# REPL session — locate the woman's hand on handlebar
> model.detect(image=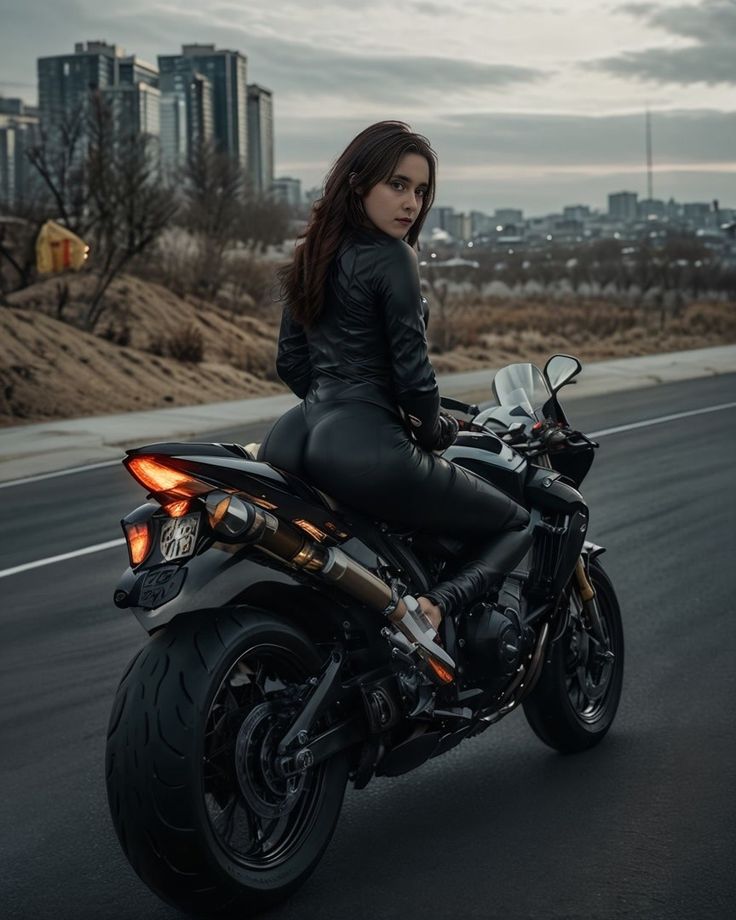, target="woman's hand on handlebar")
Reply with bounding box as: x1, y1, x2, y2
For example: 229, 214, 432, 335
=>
432, 411, 459, 451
